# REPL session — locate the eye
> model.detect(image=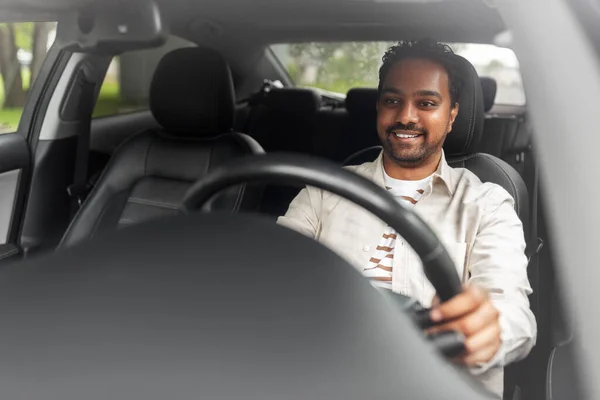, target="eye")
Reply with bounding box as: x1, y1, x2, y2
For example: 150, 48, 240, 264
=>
384, 98, 399, 105
419, 100, 437, 108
